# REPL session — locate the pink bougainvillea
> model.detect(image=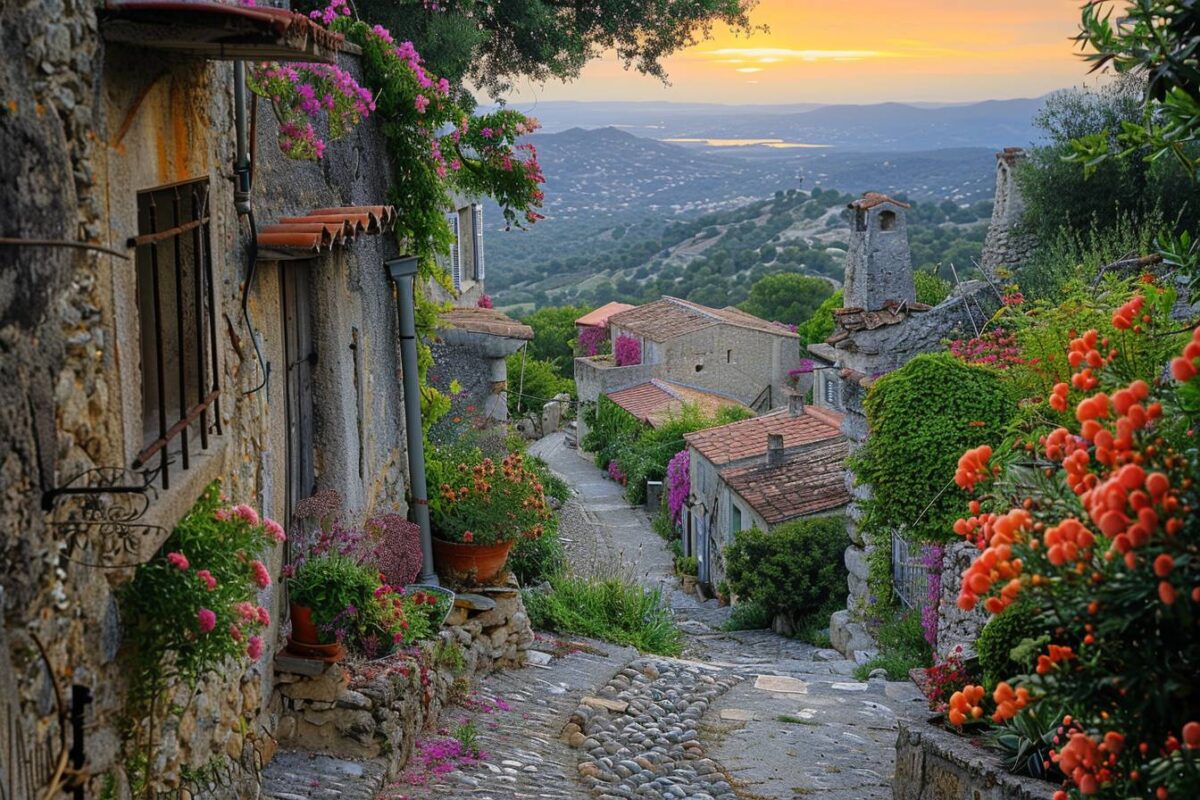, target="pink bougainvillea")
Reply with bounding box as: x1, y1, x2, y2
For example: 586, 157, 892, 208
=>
665, 450, 690, 525
614, 335, 641, 367
948, 327, 1025, 370
578, 324, 607, 357
476, 294, 493, 309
